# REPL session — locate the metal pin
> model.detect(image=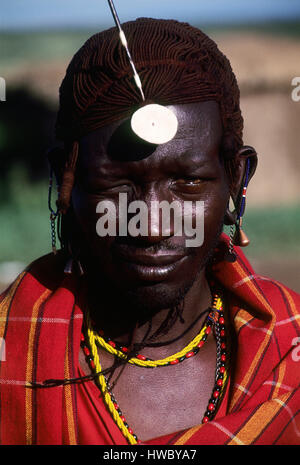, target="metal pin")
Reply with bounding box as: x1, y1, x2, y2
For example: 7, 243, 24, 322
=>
107, 0, 145, 101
